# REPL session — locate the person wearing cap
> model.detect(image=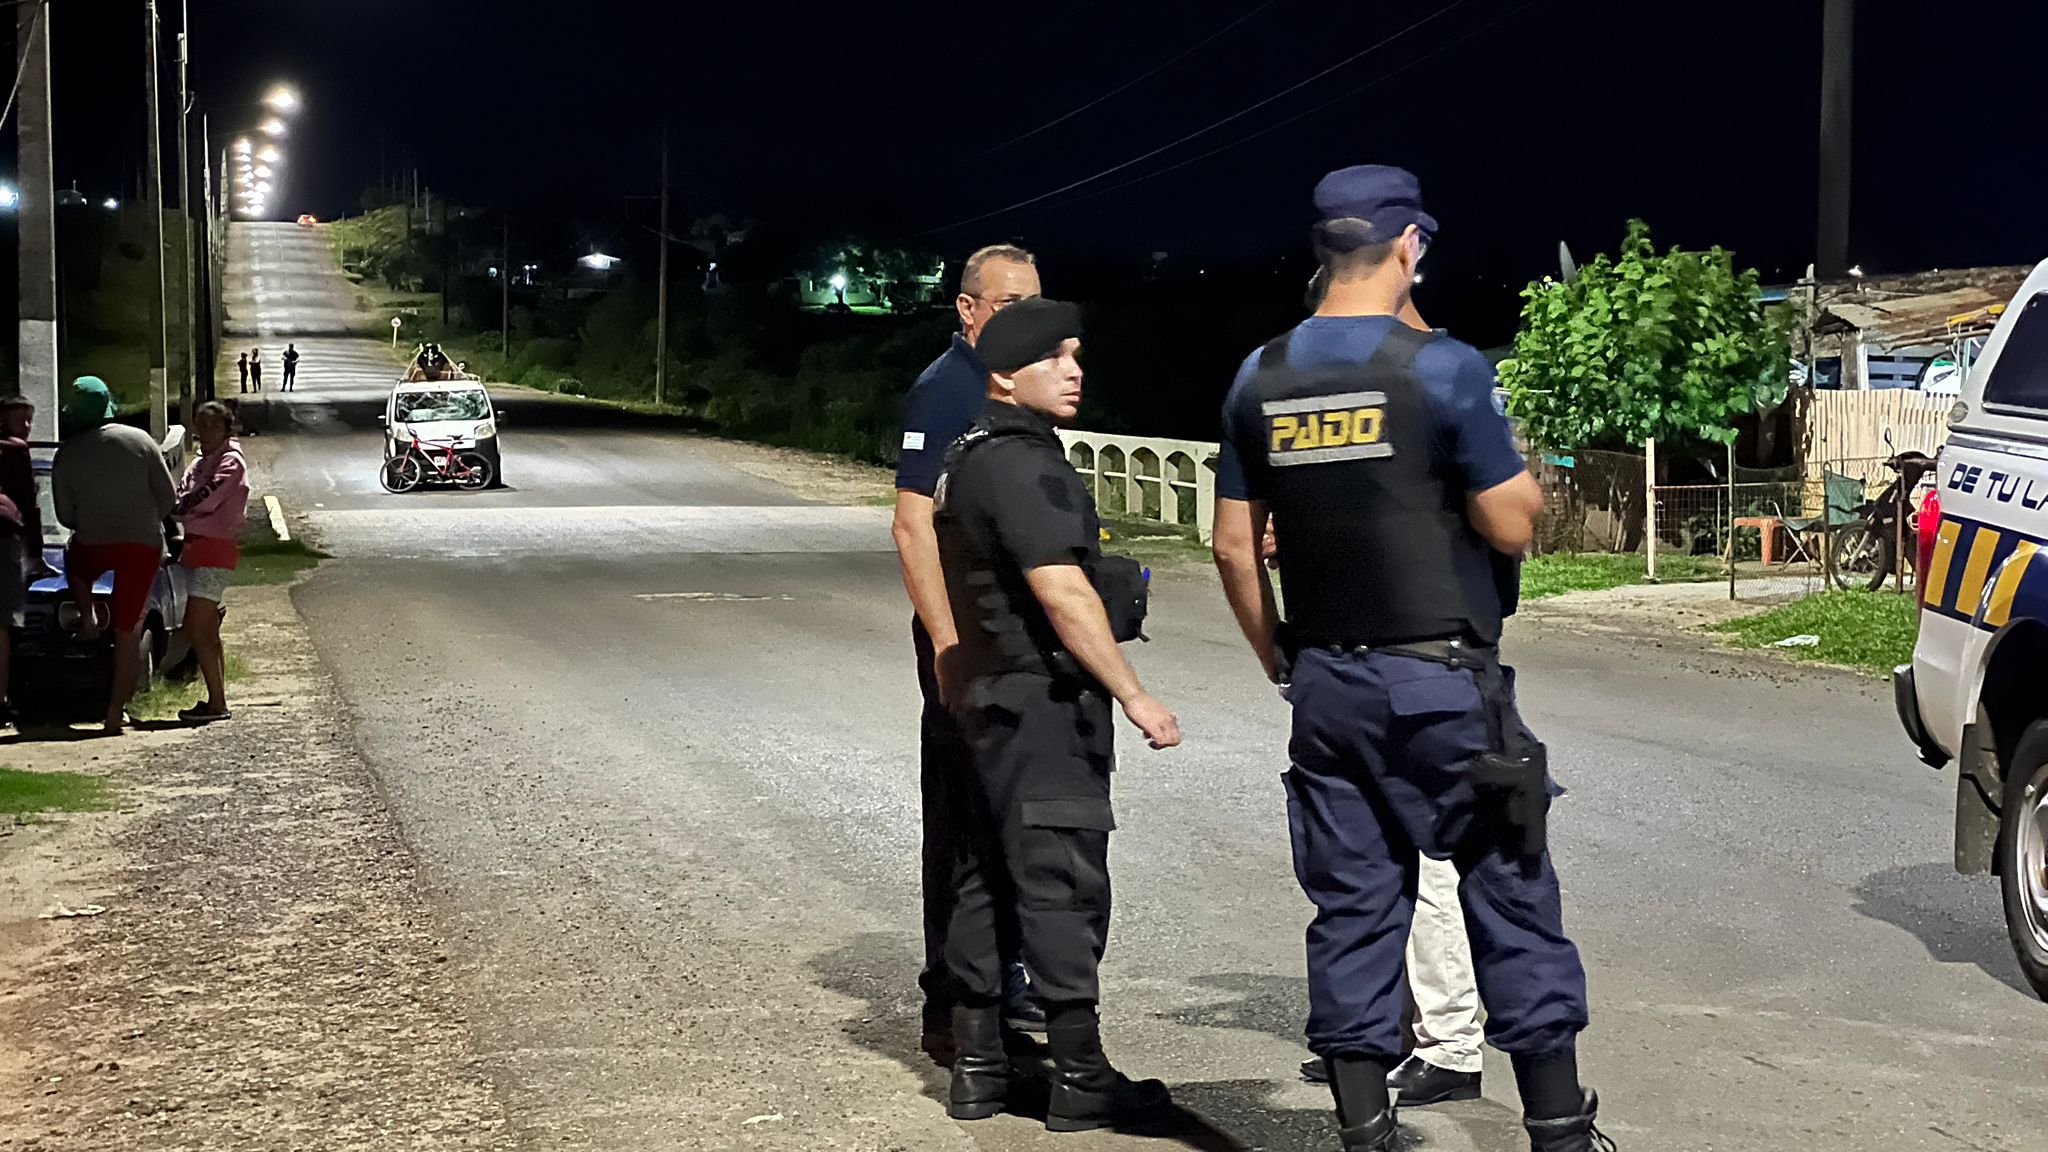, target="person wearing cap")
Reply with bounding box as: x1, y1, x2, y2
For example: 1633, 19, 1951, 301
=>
1290, 269, 1490, 1110
1211, 167, 1606, 1152
891, 244, 1048, 1060
932, 297, 1179, 1132
51, 376, 177, 735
